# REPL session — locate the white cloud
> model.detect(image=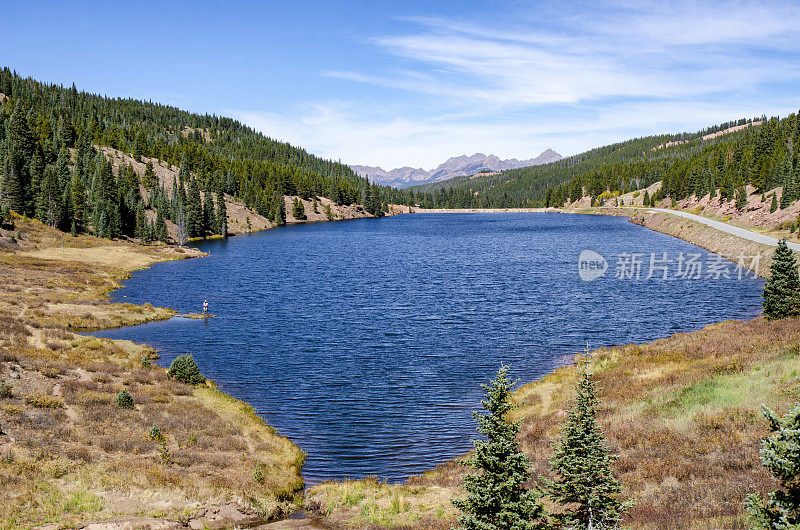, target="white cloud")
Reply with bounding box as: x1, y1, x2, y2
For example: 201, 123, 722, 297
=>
233, 97, 799, 170
235, 1, 800, 169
